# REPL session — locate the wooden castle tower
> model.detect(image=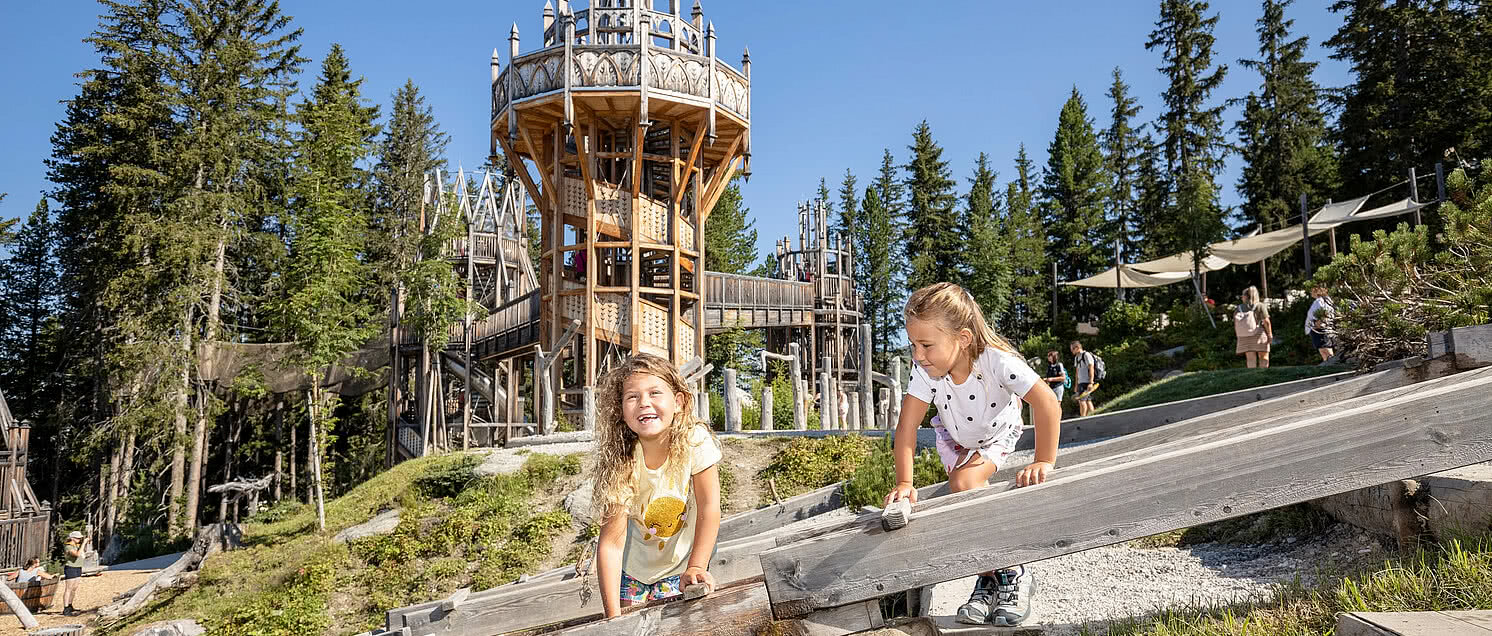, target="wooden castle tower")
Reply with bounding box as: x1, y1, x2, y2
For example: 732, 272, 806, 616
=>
490, 0, 751, 387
